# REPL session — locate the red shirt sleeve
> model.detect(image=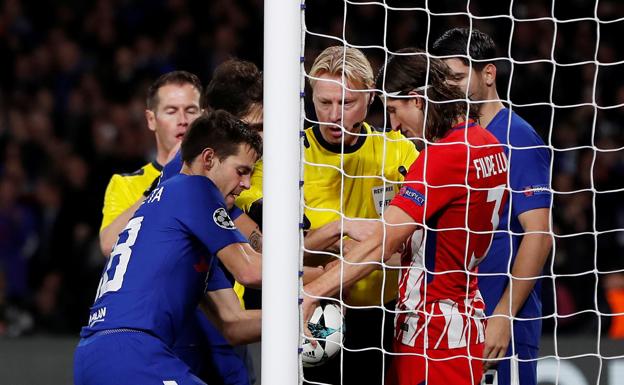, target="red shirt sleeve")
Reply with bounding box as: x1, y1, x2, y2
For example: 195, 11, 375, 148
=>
390, 143, 467, 224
